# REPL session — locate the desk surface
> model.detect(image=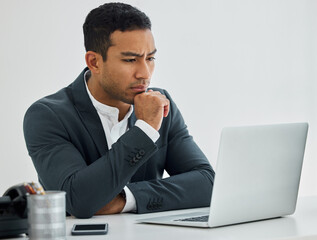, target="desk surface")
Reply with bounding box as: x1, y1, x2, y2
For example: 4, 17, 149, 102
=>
7, 196, 317, 240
